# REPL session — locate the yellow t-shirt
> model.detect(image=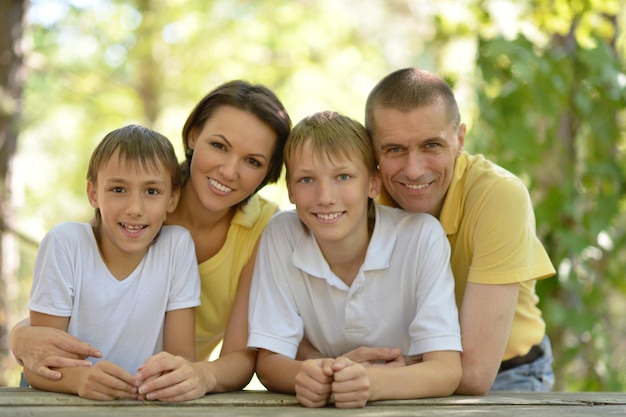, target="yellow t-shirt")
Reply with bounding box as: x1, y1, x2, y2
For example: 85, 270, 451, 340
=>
194, 194, 277, 360
379, 152, 555, 360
